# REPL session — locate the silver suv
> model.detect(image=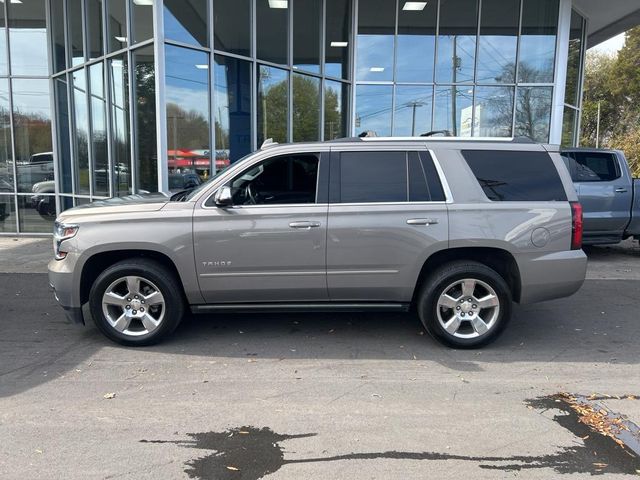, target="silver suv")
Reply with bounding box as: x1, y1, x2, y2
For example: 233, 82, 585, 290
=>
48, 138, 587, 348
